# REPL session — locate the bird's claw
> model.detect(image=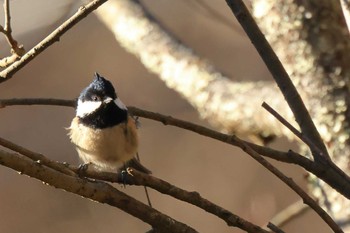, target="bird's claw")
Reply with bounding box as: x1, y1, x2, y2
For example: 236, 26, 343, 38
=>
77, 162, 91, 176
120, 167, 134, 187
